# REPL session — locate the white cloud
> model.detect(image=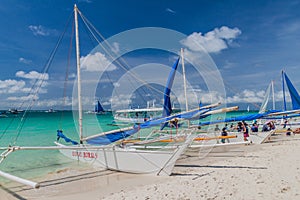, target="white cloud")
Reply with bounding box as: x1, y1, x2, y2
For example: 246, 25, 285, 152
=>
68, 73, 76, 79
176, 88, 224, 107
181, 26, 241, 53
111, 42, 120, 54
113, 82, 120, 87
19, 57, 32, 64
225, 89, 287, 104
0, 70, 49, 108
110, 94, 133, 110
175, 87, 286, 108
7, 94, 39, 101
16, 71, 49, 80
80, 52, 117, 72
166, 8, 176, 14
29, 25, 50, 36
0, 79, 27, 94
227, 89, 264, 103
